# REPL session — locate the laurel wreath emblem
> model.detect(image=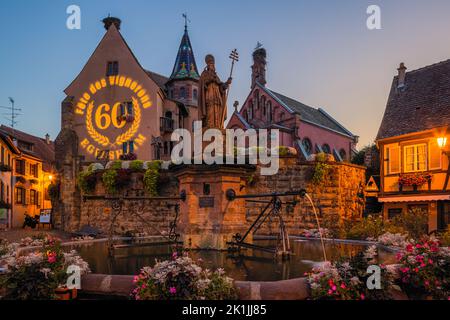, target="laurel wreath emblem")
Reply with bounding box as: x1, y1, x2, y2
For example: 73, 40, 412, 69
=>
115, 96, 141, 145
86, 101, 110, 147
